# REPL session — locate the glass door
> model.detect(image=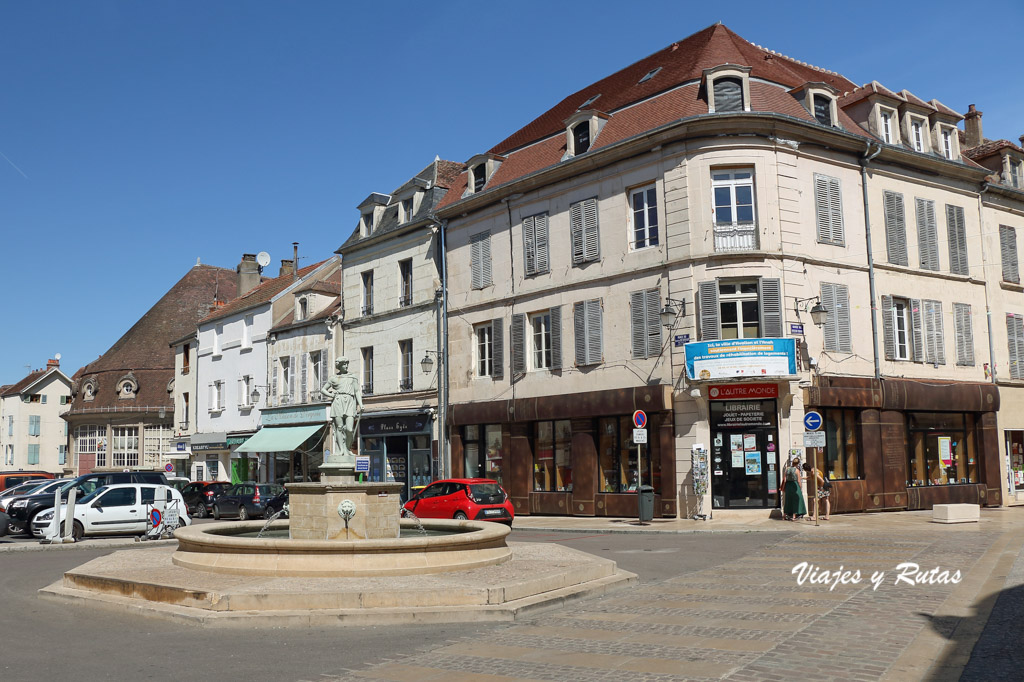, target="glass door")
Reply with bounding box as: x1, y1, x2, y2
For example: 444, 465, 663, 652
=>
710, 399, 779, 509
